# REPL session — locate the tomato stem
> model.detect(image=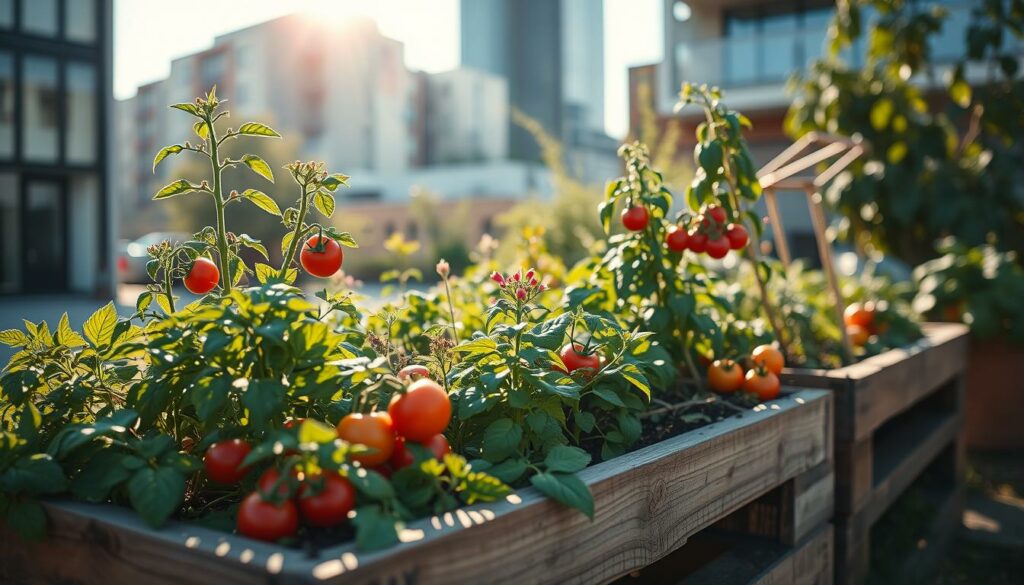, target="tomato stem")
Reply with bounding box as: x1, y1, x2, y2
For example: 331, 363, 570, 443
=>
206, 113, 232, 294
280, 182, 311, 279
